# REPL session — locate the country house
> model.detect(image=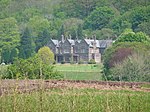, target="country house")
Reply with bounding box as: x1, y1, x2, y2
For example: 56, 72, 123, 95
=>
47, 35, 112, 63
